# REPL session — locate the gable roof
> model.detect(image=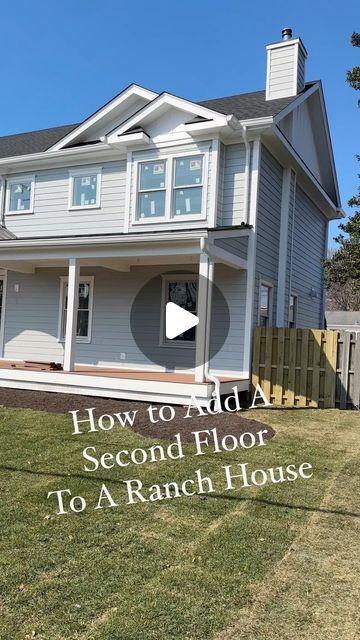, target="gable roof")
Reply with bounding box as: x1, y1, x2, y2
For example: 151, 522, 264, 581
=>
0, 83, 316, 160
